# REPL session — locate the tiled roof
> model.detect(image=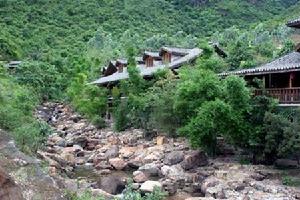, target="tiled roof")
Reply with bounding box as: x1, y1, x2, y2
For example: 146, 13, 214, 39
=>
159, 47, 191, 56
219, 52, 300, 76
91, 48, 202, 85
287, 17, 300, 28
142, 51, 161, 60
